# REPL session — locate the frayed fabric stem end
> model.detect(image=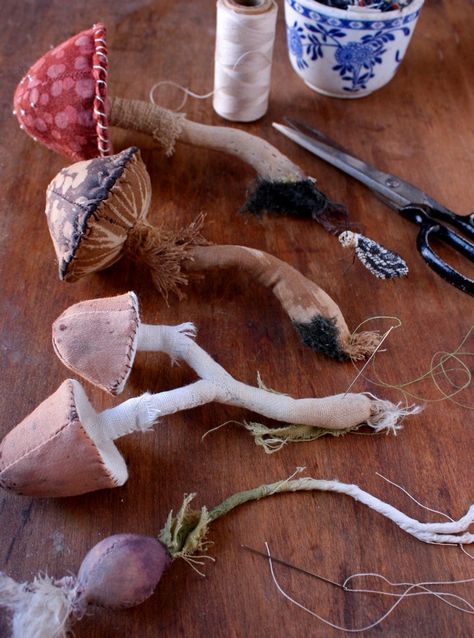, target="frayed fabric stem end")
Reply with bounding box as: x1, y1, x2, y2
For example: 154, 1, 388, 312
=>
0, 573, 78, 638
294, 317, 381, 362
153, 110, 186, 157
346, 330, 382, 361
243, 421, 361, 454
242, 178, 351, 234
124, 214, 207, 302
294, 316, 350, 361
367, 397, 423, 435
167, 322, 197, 364
159, 494, 212, 562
